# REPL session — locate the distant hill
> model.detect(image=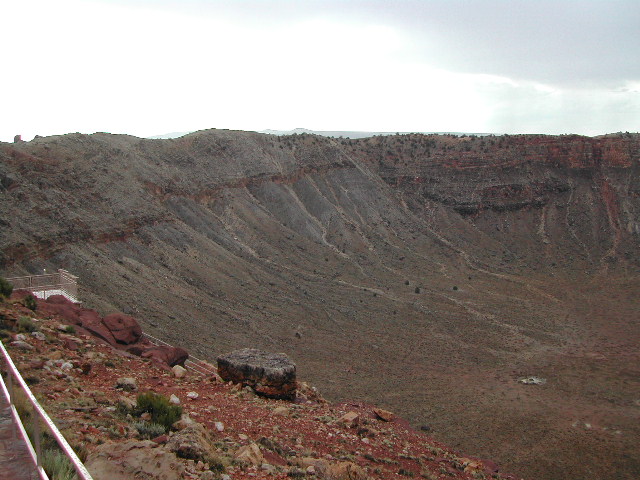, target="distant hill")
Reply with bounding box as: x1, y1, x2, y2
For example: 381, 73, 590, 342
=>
260, 127, 494, 138
147, 131, 192, 139
148, 128, 495, 140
